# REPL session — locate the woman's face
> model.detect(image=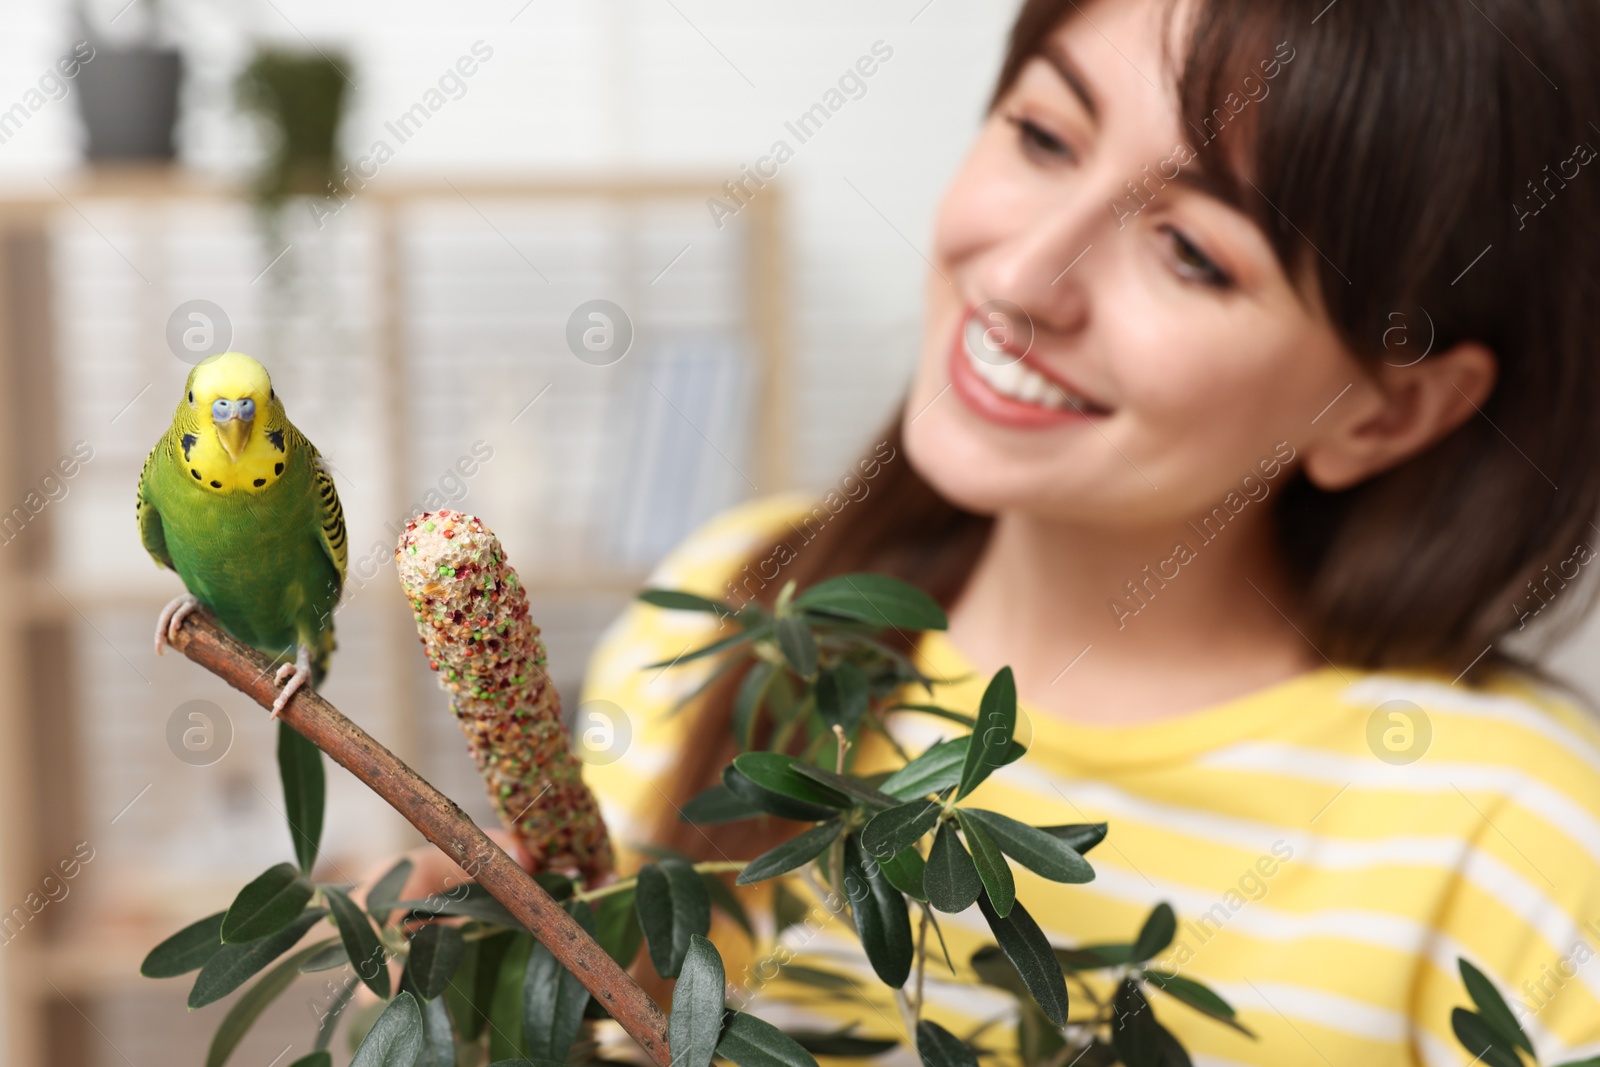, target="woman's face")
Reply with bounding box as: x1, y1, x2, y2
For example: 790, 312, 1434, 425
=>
903, 0, 1357, 528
